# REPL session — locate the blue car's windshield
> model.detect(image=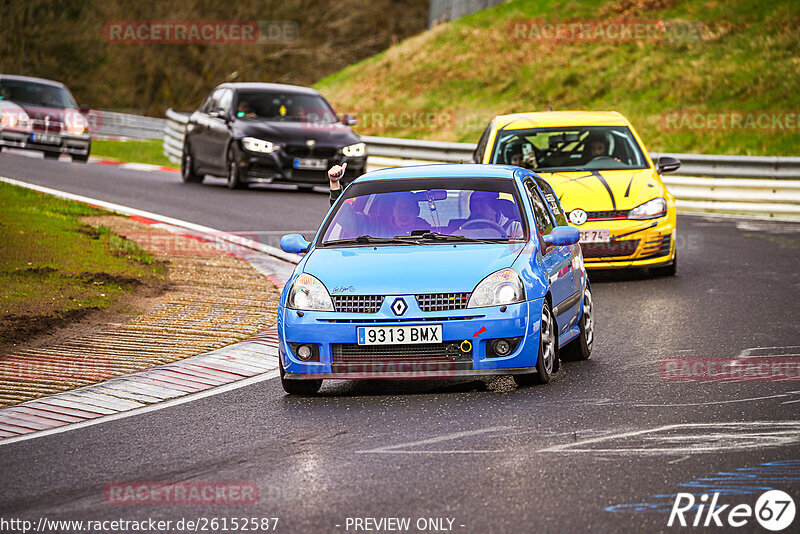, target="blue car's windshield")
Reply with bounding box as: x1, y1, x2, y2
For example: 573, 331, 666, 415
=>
320, 181, 528, 246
